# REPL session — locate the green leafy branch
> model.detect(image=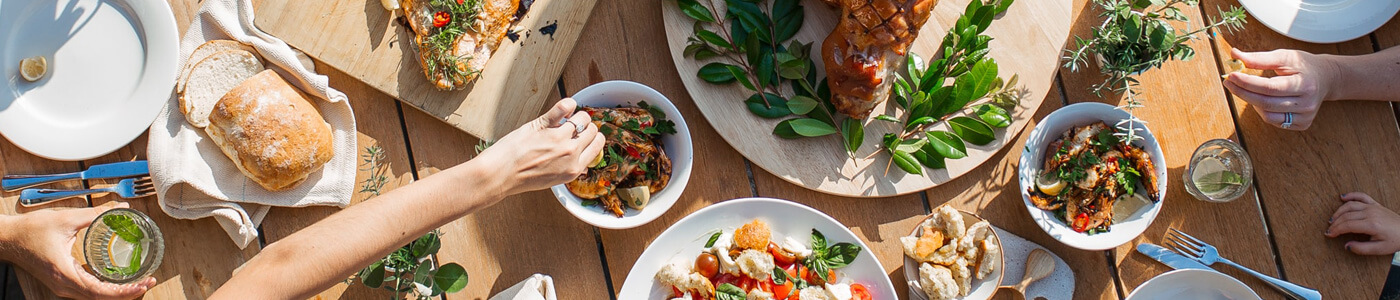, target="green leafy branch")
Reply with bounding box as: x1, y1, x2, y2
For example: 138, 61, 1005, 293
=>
353, 230, 468, 300
1061, 0, 1246, 142
677, 0, 863, 154
359, 145, 390, 197
877, 0, 1025, 175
